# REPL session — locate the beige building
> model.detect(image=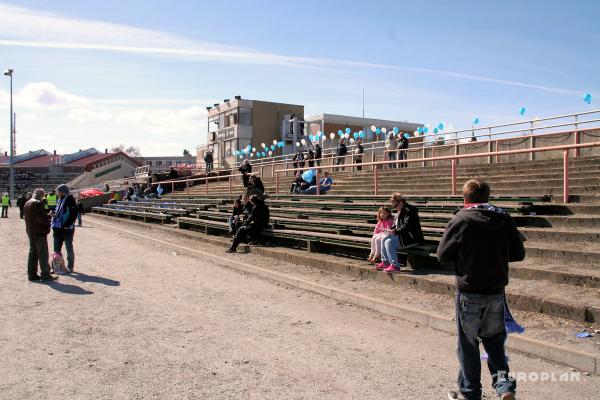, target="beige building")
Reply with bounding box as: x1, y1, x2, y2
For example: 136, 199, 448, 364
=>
197, 96, 304, 168
305, 114, 422, 144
